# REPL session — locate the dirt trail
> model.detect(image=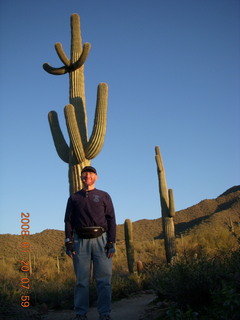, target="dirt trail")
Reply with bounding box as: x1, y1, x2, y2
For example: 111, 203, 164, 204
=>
42, 292, 156, 320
